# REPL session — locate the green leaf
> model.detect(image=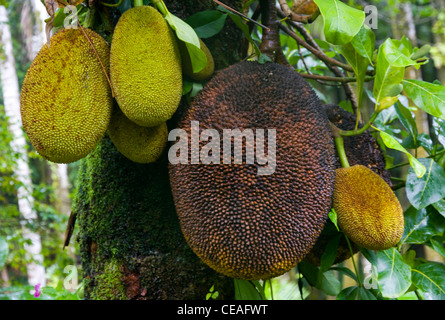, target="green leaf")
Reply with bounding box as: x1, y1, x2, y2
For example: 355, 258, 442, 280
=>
234, 279, 264, 300
163, 13, 207, 73
395, 101, 418, 145
328, 208, 339, 231
373, 39, 418, 105
412, 262, 445, 300
0, 236, 8, 269
405, 158, 445, 209
351, 26, 375, 65
376, 248, 412, 298
432, 198, 445, 218
319, 234, 342, 274
378, 130, 426, 177
401, 205, 445, 245
318, 270, 342, 296
313, 0, 365, 45
430, 237, 445, 258
337, 286, 359, 300
185, 10, 227, 39
402, 79, 445, 120
336, 41, 369, 111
